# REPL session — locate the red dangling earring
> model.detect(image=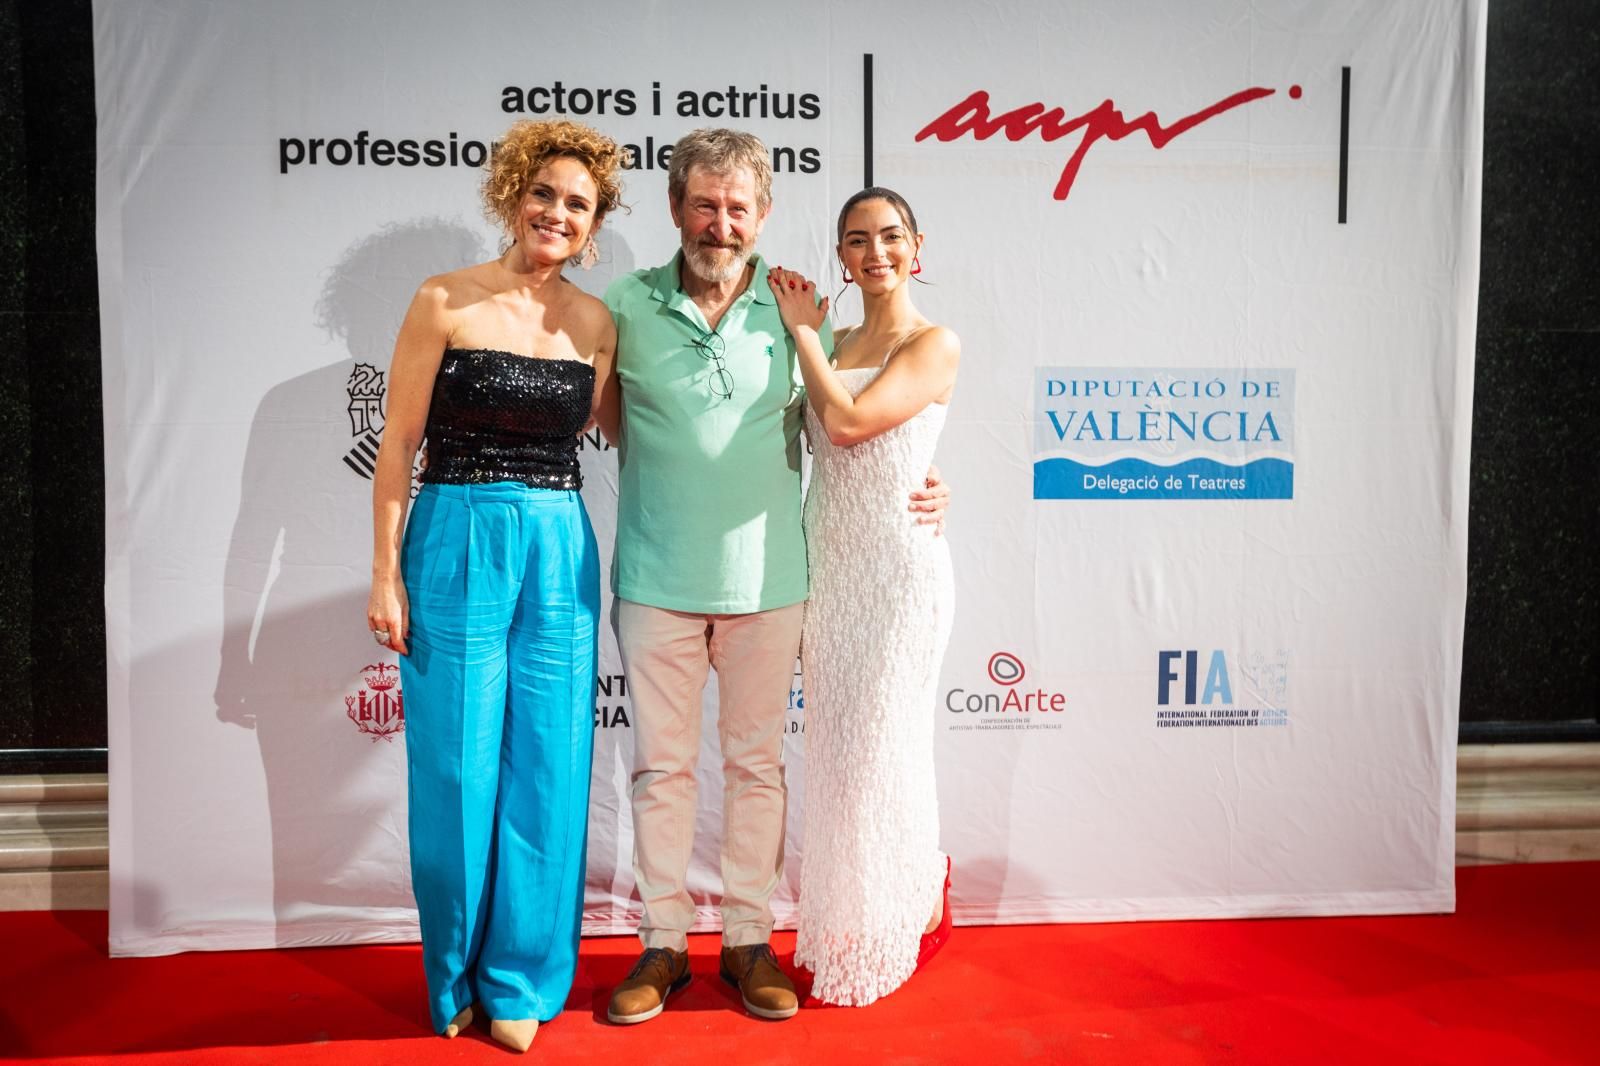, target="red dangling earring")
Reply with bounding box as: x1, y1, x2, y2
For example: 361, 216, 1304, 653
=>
841, 265, 853, 285
910, 256, 923, 276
